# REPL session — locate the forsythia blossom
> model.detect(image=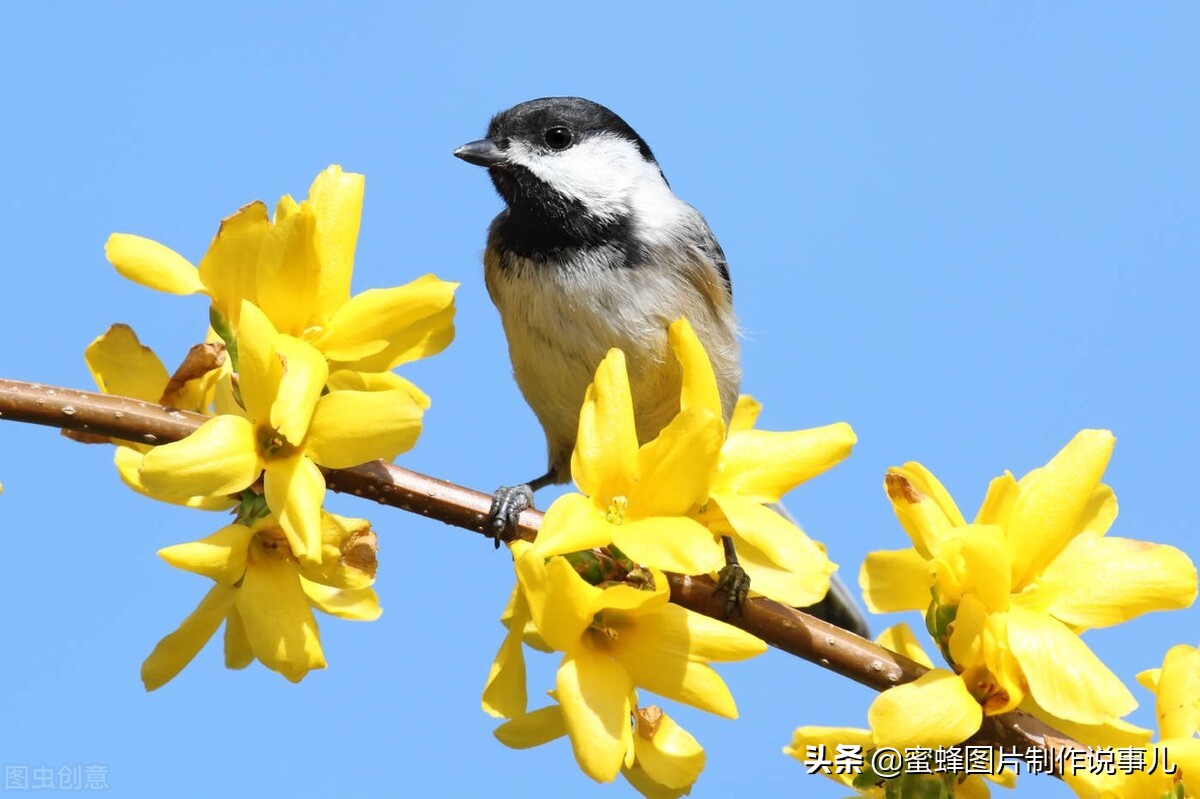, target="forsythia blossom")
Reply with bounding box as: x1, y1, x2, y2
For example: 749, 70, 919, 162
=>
859, 431, 1196, 739
88, 165, 458, 683
483, 317, 860, 794
1066, 642, 1200, 798
496, 698, 706, 799
137, 301, 421, 563
534, 317, 853, 607
485, 540, 764, 791
142, 511, 380, 687
82, 324, 233, 509
786, 624, 1016, 798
